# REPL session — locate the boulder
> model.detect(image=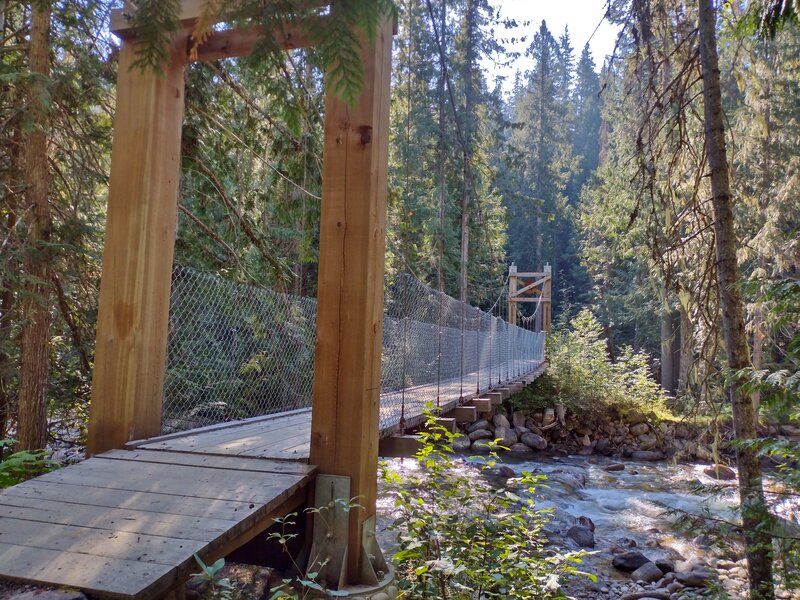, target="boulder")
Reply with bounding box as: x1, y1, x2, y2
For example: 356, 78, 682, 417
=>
471, 439, 492, 453
498, 465, 516, 477
579, 434, 592, 447
520, 432, 547, 450
468, 429, 492, 442
675, 570, 713, 588
631, 450, 663, 461
467, 419, 489, 433
637, 432, 658, 450
567, 525, 595, 548
612, 550, 652, 572
452, 434, 471, 452
630, 561, 664, 584
604, 463, 626, 472
694, 445, 713, 462
595, 438, 613, 455
577, 515, 595, 531
512, 411, 527, 429
630, 422, 650, 436
704, 464, 736, 480
493, 414, 511, 429
515, 425, 530, 435
674, 424, 691, 438
655, 558, 675, 573
494, 426, 517, 448
543, 407, 556, 427
508, 442, 533, 454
